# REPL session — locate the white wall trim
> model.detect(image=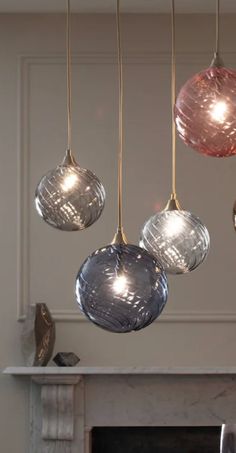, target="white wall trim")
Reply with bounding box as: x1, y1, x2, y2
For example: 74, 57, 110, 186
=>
17, 52, 236, 323
17, 310, 236, 323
